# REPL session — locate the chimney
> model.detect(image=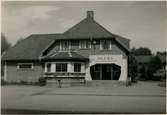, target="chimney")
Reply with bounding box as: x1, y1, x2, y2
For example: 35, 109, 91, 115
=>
87, 11, 94, 19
